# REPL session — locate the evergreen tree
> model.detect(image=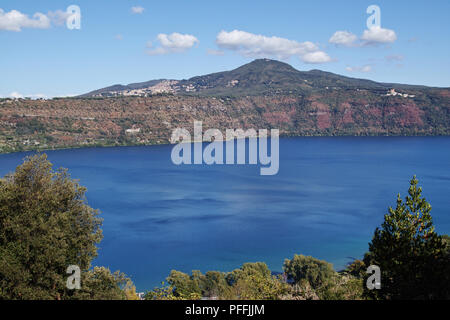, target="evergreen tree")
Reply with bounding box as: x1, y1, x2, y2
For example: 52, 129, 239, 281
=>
364, 176, 449, 299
